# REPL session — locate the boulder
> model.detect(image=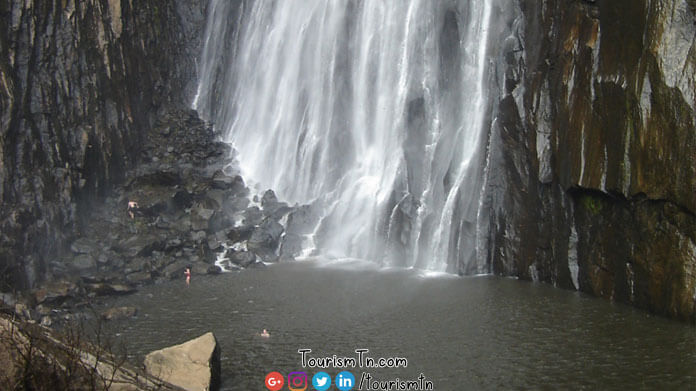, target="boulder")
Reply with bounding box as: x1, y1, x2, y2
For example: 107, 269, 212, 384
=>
260, 189, 278, 208
247, 219, 284, 261
227, 251, 256, 268
126, 271, 152, 284
34, 281, 80, 305
96, 252, 125, 268
138, 200, 169, 218
248, 261, 267, 269
260, 189, 292, 220
85, 283, 137, 296
0, 293, 16, 307
208, 211, 234, 234
175, 215, 193, 232
210, 170, 235, 190
163, 261, 189, 280
212, 173, 247, 197
206, 231, 226, 251
226, 225, 254, 243
101, 306, 138, 321
192, 262, 221, 276
120, 234, 166, 258
266, 204, 293, 222
71, 254, 97, 270
191, 204, 216, 231
165, 238, 184, 252
285, 204, 320, 235
251, 219, 283, 247
129, 170, 182, 188
202, 190, 224, 210
223, 195, 249, 213
144, 332, 221, 391
125, 257, 152, 274
191, 230, 207, 243
172, 190, 195, 209
279, 233, 303, 259
242, 206, 263, 226
206, 265, 222, 275
70, 238, 98, 254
